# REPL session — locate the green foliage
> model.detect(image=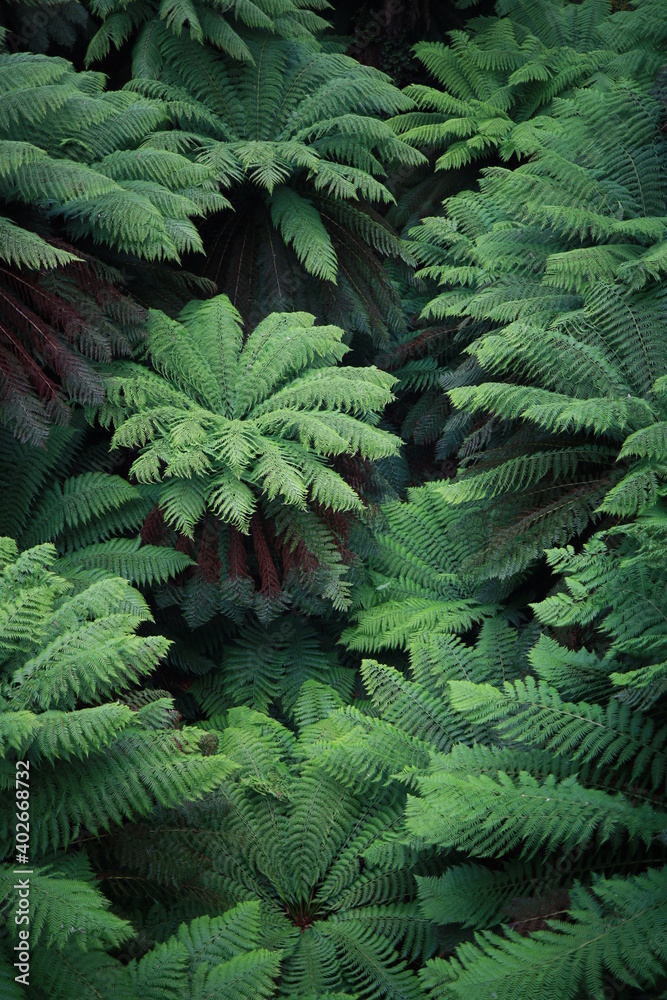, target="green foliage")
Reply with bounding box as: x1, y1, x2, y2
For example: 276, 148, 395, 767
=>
388, 0, 667, 449
340, 293, 667, 994
191, 615, 355, 716
0, 538, 239, 995
392, 0, 666, 171
100, 294, 400, 609
0, 424, 194, 588
2, 2, 667, 999
0, 50, 226, 262
420, 870, 667, 1000
0, 44, 227, 445
86, 0, 332, 69
342, 484, 499, 654
401, 69, 667, 584
129, 901, 284, 1000
126, 33, 424, 339
0, 539, 235, 846
351, 473, 667, 996
102, 702, 433, 998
